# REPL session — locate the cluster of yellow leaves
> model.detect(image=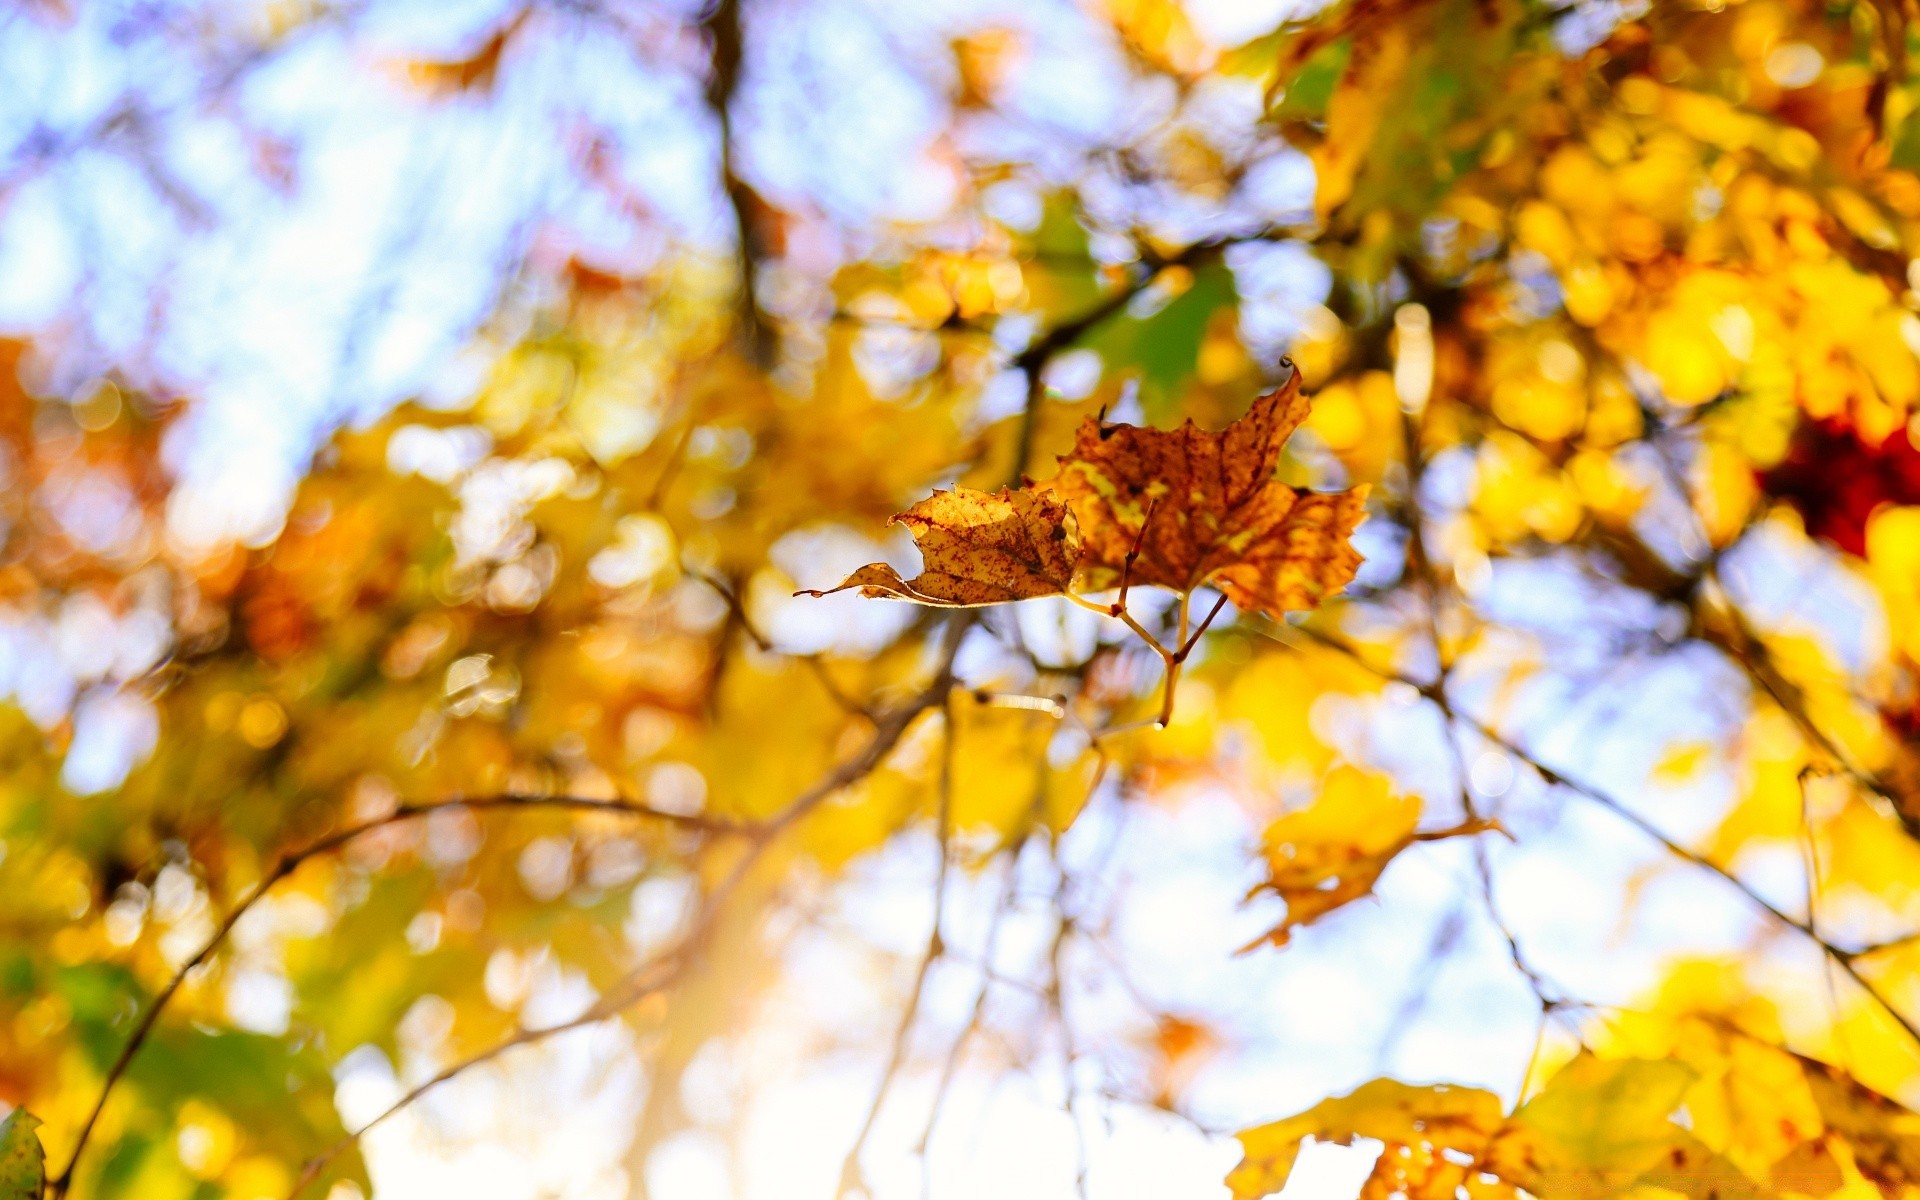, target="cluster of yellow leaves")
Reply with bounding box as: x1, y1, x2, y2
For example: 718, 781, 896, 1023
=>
1229, 1048, 1920, 1200
1264, 0, 1920, 584
805, 370, 1368, 622
1480, 31, 1920, 445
